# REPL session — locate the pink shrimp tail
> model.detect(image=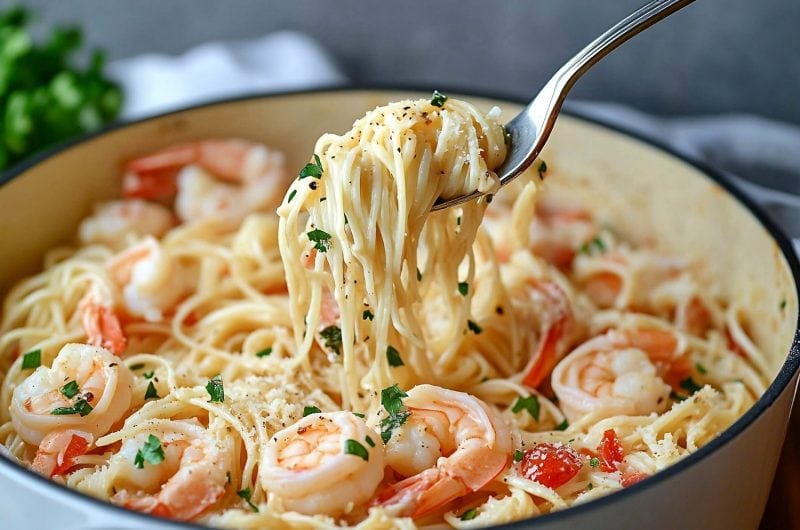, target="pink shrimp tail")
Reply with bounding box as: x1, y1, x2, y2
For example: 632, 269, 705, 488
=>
81, 302, 127, 356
